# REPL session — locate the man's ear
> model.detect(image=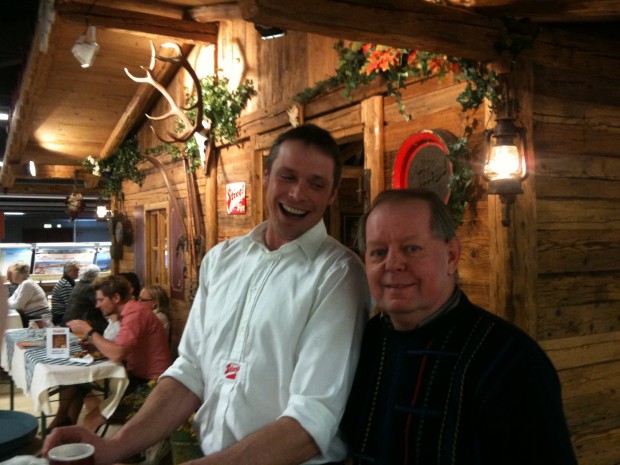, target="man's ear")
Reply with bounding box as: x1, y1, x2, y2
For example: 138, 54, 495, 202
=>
112, 293, 122, 304
328, 188, 338, 205
263, 169, 270, 187
447, 236, 461, 275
